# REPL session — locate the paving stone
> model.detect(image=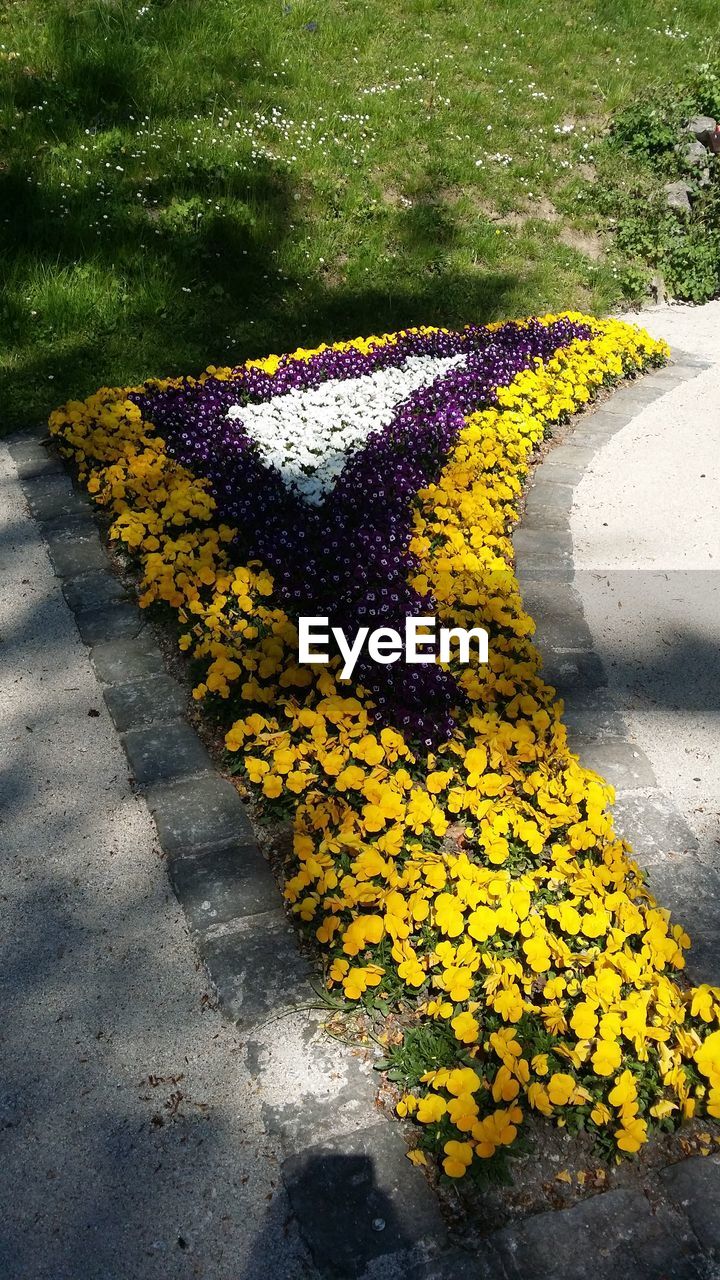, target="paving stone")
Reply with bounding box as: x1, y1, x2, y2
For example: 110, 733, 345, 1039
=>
560, 686, 627, 743
103, 674, 186, 732
7, 436, 64, 480
44, 522, 109, 577
683, 931, 720, 988
408, 1249, 504, 1280
244, 1009, 384, 1155
639, 857, 720, 985
520, 581, 594, 653
522, 482, 575, 530
571, 736, 657, 790
612, 791, 700, 864
534, 457, 587, 486
23, 474, 90, 522
146, 772, 254, 855
567, 413, 629, 447
74, 601, 146, 645
660, 1156, 720, 1256
283, 1121, 447, 1278
515, 567, 576, 593
40, 510, 97, 538
169, 841, 279, 933
671, 349, 712, 369
487, 1189, 705, 1280
540, 444, 598, 479
602, 383, 665, 412
122, 717, 211, 784
540, 650, 607, 693
512, 528, 574, 574
62, 570, 127, 613
199, 909, 311, 1027
91, 633, 164, 685
651, 365, 702, 387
